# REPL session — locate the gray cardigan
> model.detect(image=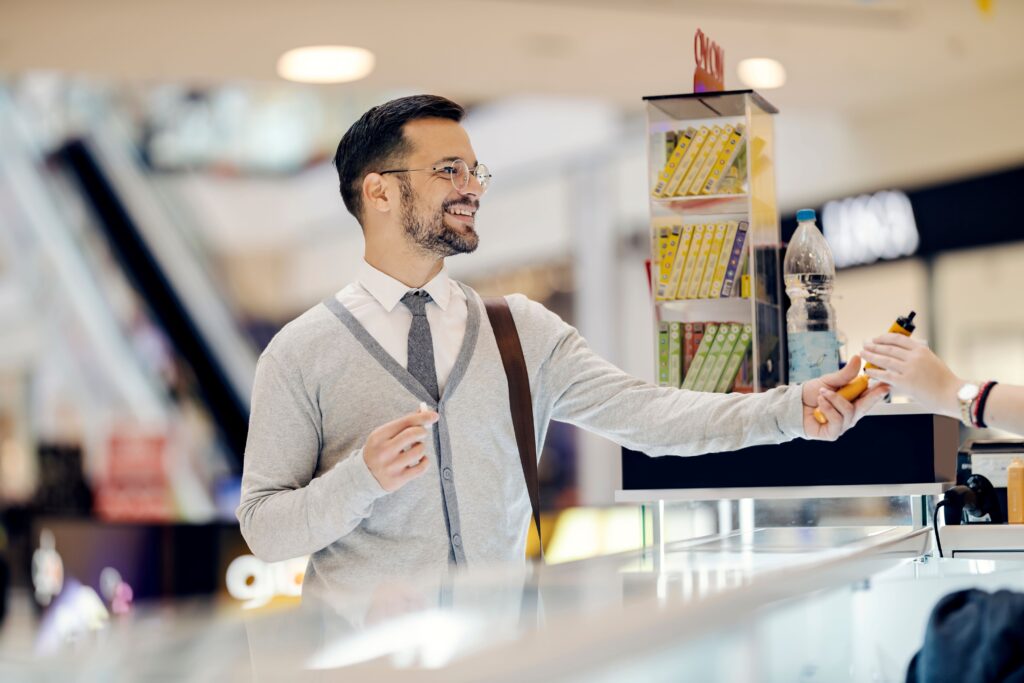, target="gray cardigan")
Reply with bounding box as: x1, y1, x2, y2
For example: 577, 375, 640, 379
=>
237, 284, 805, 593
